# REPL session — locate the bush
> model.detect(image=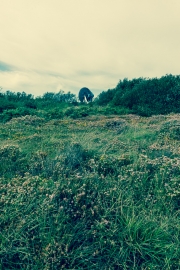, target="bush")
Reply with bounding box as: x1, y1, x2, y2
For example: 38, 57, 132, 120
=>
64, 106, 90, 118
96, 75, 180, 116
24, 100, 37, 109
45, 108, 64, 120
96, 89, 116, 105
0, 99, 16, 112
42, 90, 77, 103
0, 107, 35, 122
